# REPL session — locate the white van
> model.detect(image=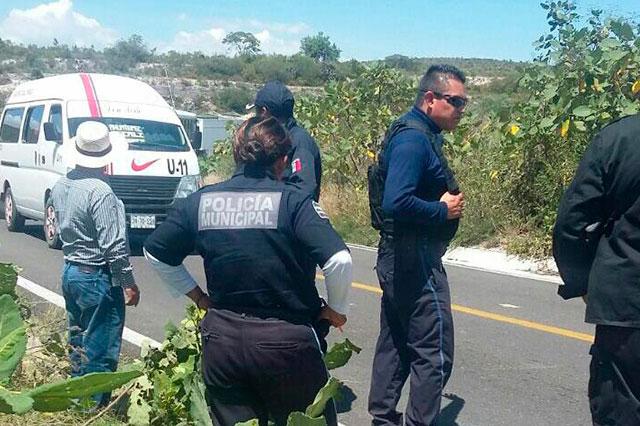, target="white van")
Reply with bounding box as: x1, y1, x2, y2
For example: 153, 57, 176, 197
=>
0, 73, 202, 248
